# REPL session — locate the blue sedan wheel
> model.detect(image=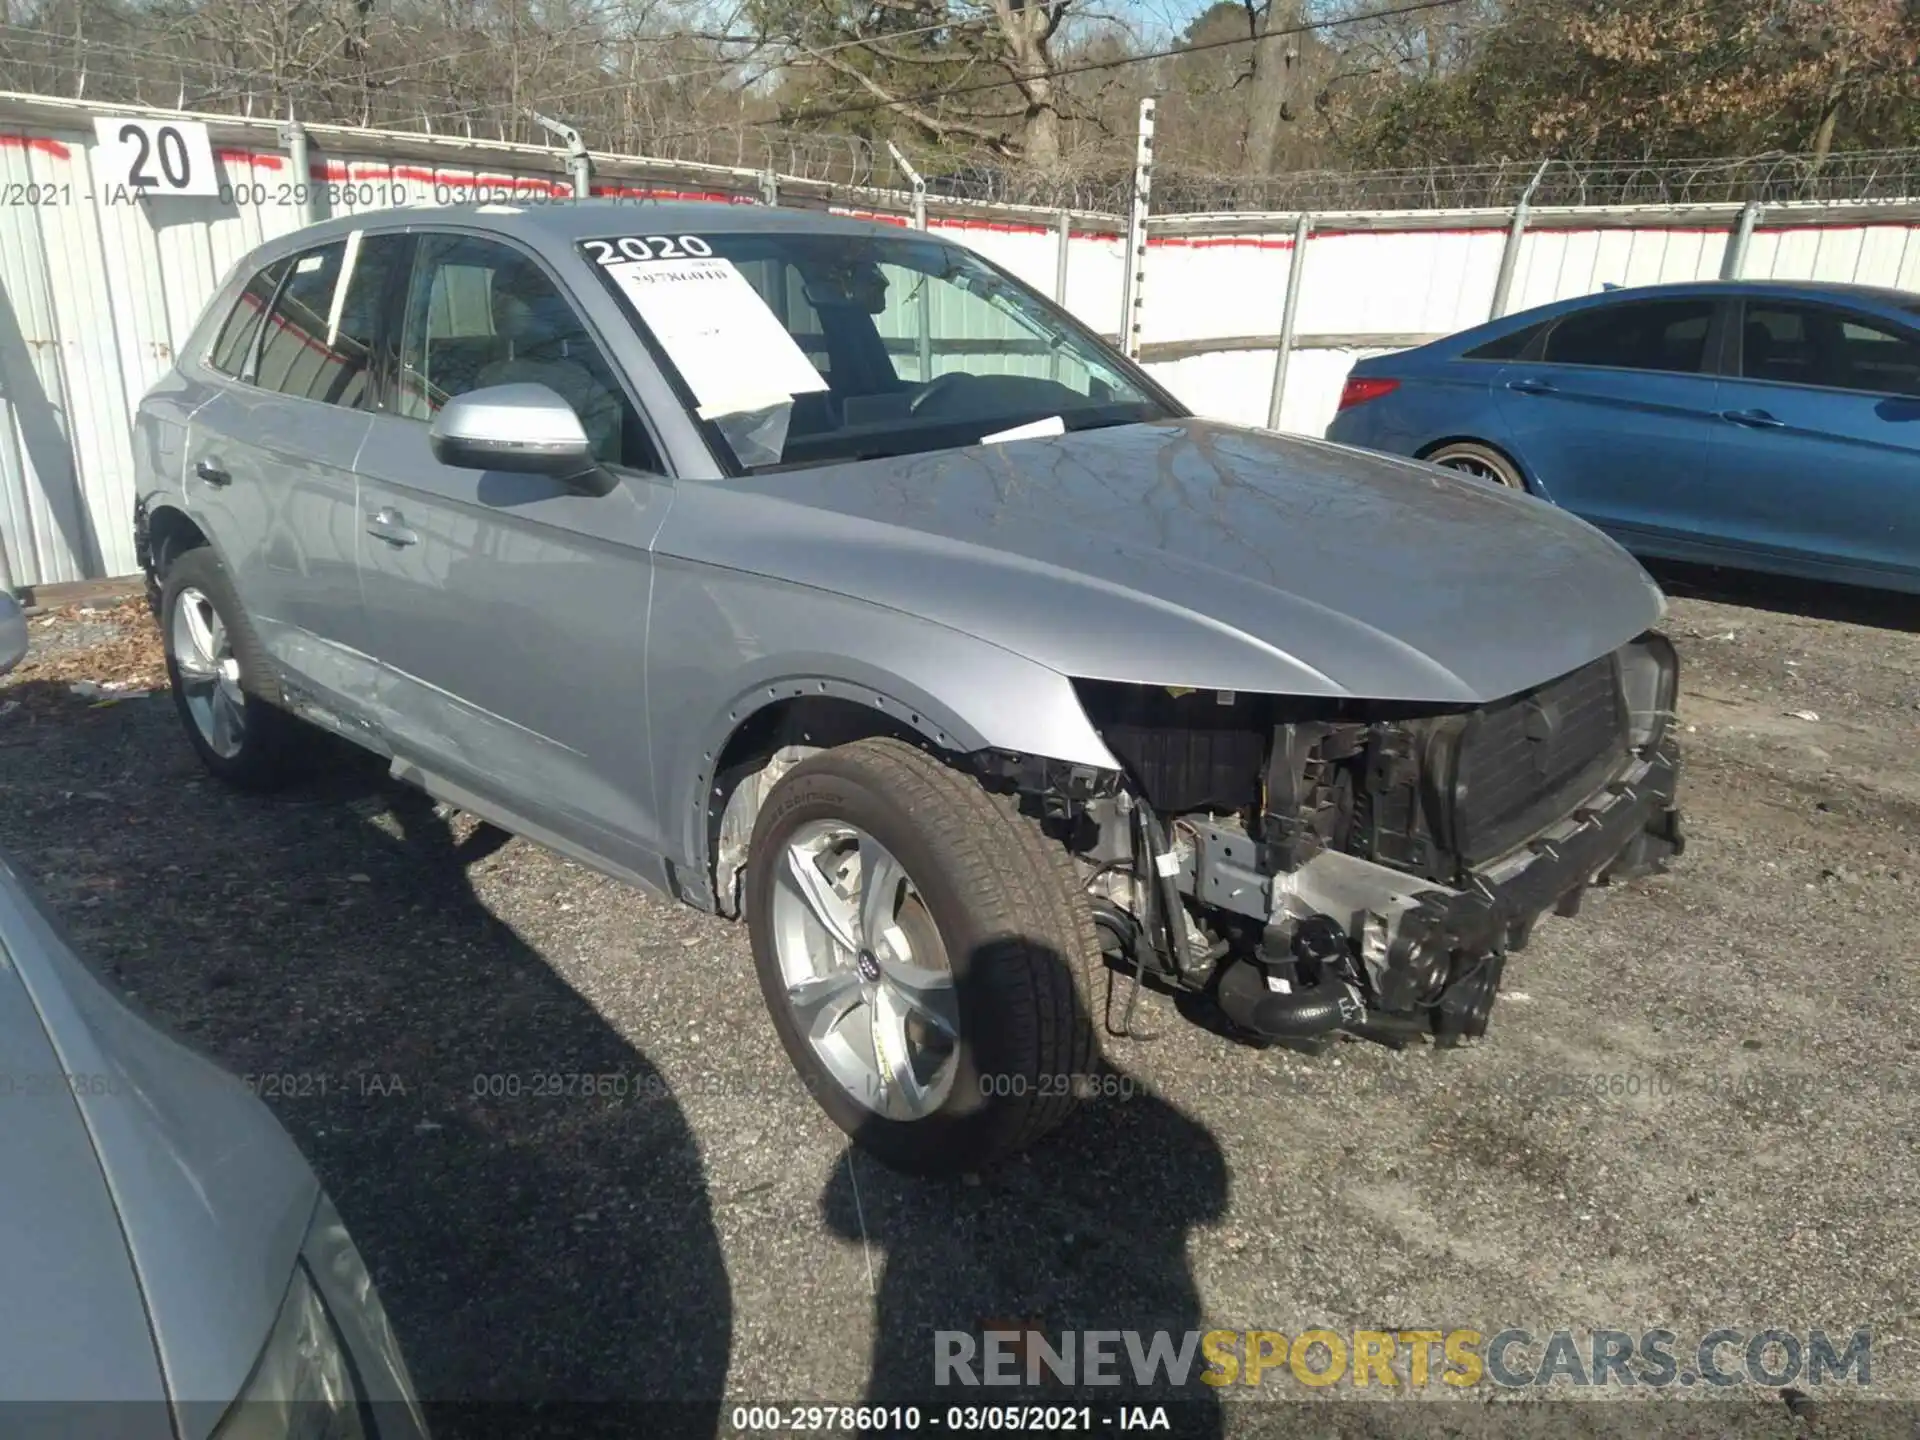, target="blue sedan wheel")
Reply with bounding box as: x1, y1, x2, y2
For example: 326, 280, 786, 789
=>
1425, 441, 1527, 490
